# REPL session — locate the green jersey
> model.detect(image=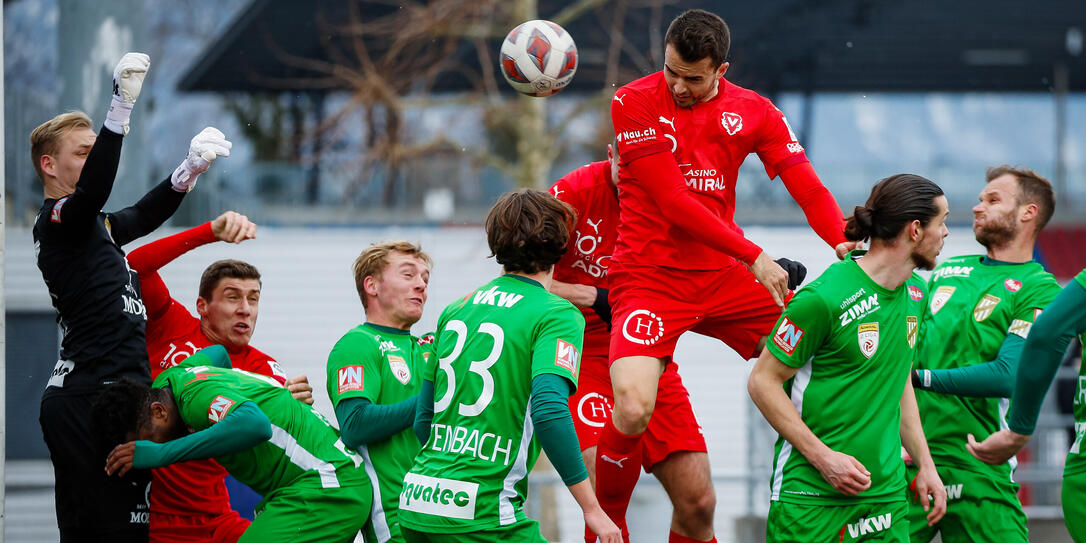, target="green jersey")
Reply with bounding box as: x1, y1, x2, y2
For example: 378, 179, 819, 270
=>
154, 357, 369, 498
765, 255, 926, 504
916, 255, 1060, 479
326, 323, 434, 541
1068, 269, 1086, 476
399, 275, 584, 532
